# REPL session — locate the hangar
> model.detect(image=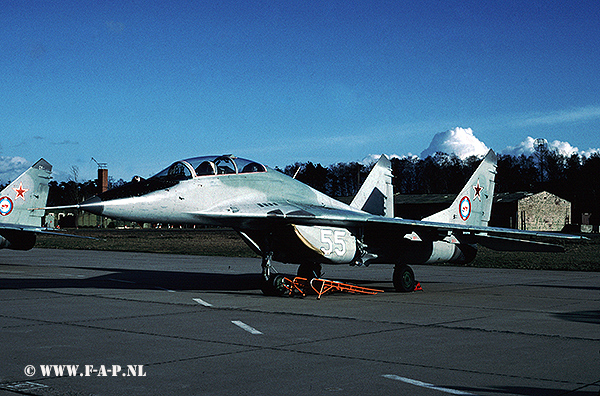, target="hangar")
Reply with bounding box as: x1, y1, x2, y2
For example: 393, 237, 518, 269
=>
490, 191, 571, 231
